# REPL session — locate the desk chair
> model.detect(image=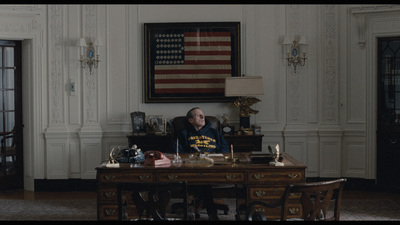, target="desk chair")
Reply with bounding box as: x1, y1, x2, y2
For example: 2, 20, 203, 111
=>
117, 181, 191, 221
0, 129, 16, 171
171, 116, 230, 218
247, 178, 347, 221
